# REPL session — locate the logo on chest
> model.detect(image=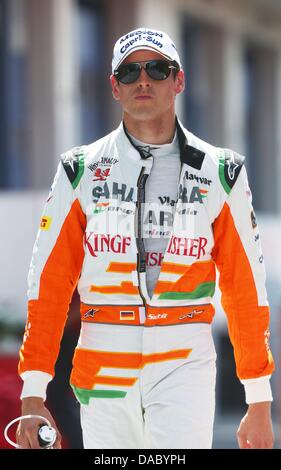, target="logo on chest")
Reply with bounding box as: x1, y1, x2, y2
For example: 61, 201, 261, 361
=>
88, 157, 119, 182
178, 184, 208, 204
92, 182, 135, 203
166, 236, 207, 259
84, 233, 131, 257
